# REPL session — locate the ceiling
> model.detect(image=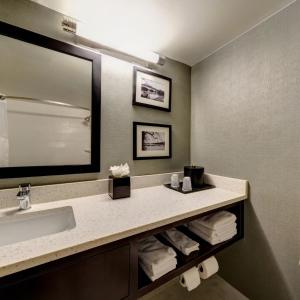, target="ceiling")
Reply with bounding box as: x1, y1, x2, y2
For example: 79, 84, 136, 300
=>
32, 0, 295, 66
